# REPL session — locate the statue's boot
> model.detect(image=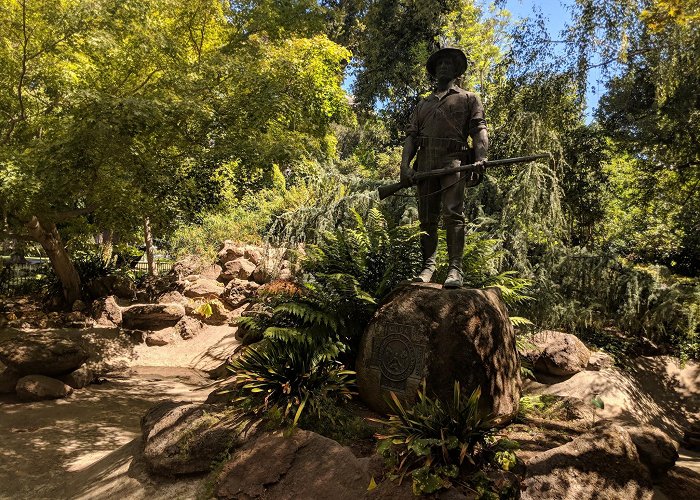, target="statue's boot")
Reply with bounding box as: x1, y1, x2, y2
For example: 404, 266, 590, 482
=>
443, 224, 465, 288
414, 224, 438, 283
